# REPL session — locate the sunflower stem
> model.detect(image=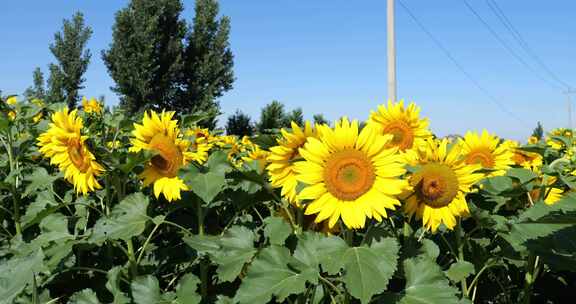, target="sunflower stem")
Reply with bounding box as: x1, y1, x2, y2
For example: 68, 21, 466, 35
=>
455, 220, 468, 297
522, 254, 540, 304
126, 238, 138, 277
197, 200, 208, 298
